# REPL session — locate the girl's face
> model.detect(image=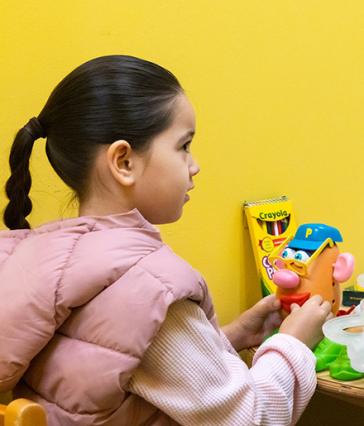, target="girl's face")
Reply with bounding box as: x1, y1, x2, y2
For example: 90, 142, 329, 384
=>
133, 94, 199, 224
